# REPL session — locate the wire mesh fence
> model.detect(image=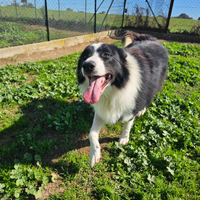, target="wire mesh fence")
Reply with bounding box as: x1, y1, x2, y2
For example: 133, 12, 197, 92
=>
0, 0, 47, 48
122, 0, 200, 35
123, 0, 171, 31
46, 0, 95, 39
95, 0, 124, 32
0, 0, 96, 48
0, 0, 199, 49
169, 0, 200, 35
